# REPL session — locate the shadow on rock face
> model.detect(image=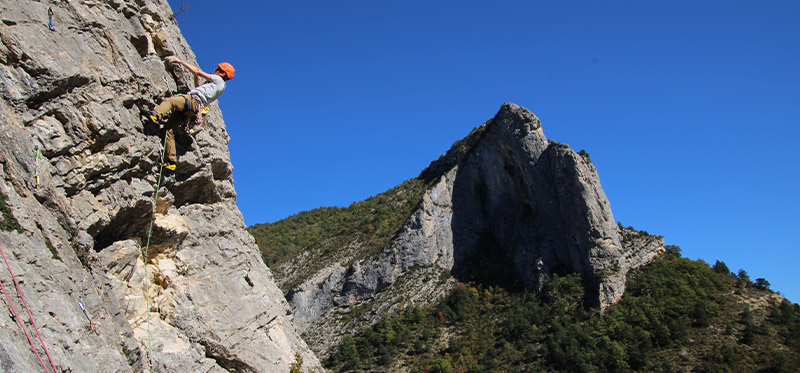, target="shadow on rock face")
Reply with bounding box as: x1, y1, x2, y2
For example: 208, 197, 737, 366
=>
448, 104, 606, 307
90, 199, 155, 253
